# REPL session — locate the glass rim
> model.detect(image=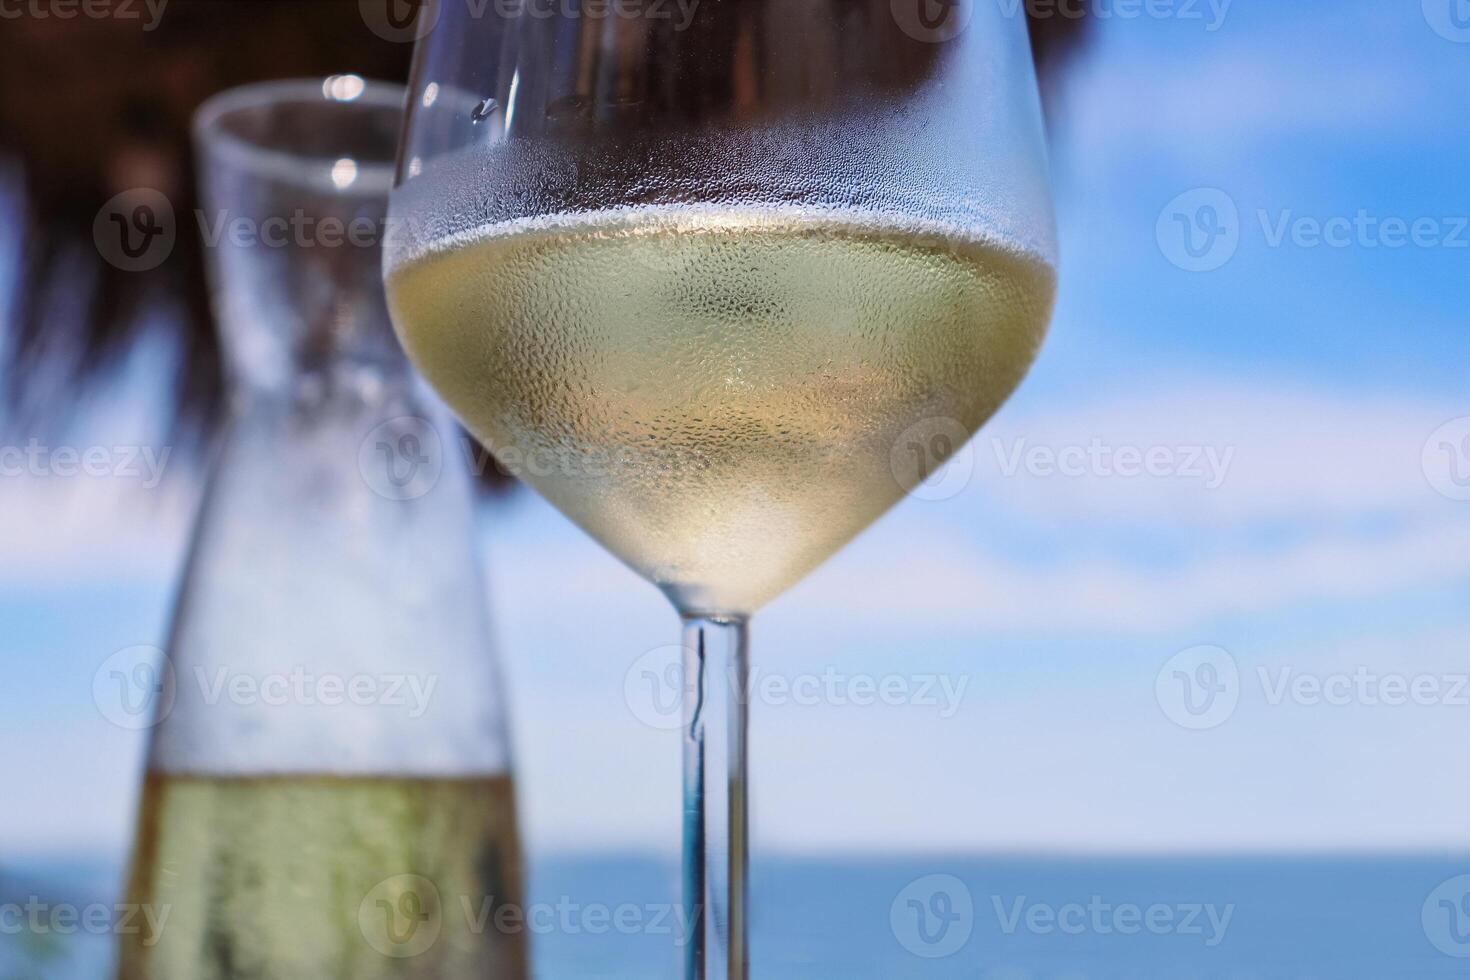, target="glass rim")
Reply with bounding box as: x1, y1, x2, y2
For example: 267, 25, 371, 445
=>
193, 77, 405, 195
